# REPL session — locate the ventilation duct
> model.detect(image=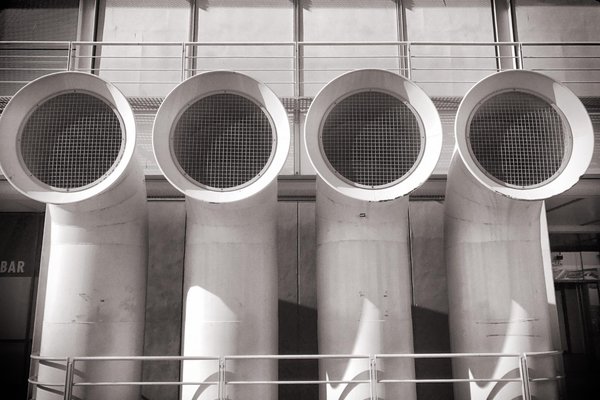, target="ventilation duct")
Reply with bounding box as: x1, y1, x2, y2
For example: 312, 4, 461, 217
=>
0, 72, 147, 400
445, 70, 594, 400
304, 69, 443, 400
153, 71, 290, 400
